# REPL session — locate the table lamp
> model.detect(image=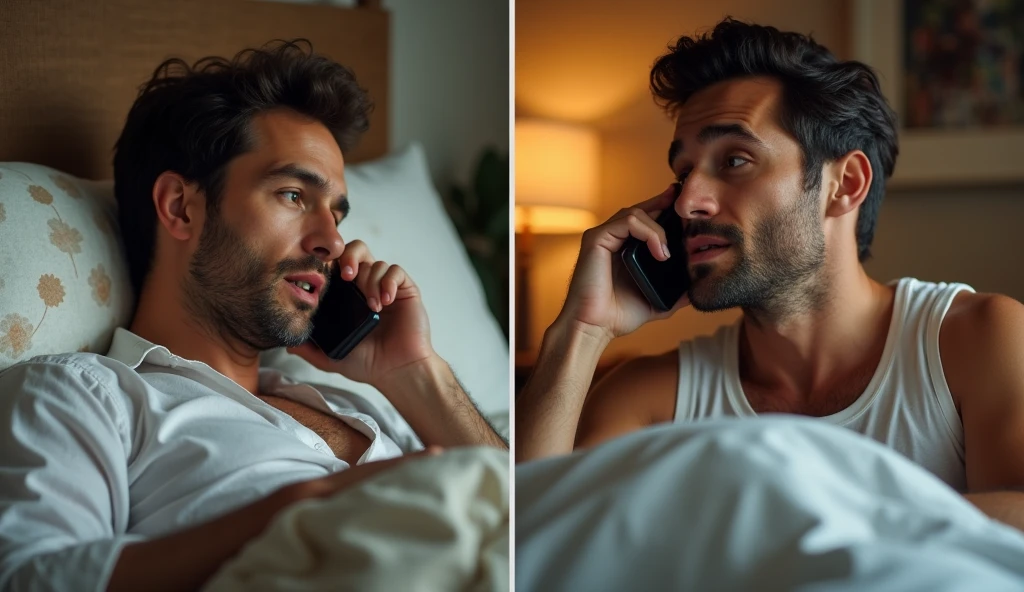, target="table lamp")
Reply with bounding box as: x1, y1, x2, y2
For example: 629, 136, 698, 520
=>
515, 119, 599, 353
